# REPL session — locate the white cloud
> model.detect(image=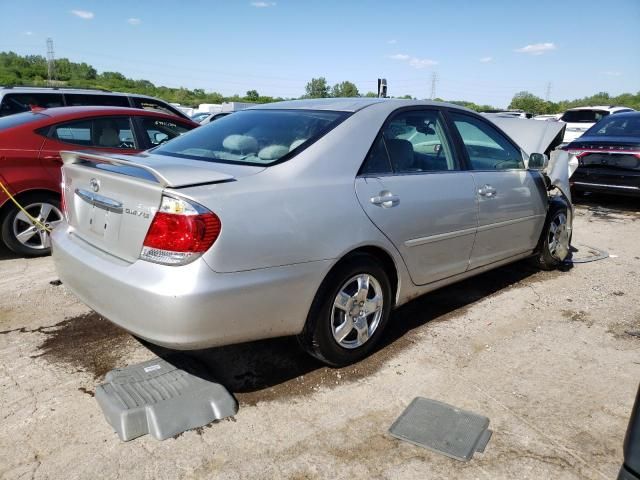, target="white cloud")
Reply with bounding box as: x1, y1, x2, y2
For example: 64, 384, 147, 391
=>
250, 1, 276, 6
387, 39, 397, 44
23, 31, 34, 36
479, 56, 493, 63
515, 42, 556, 55
127, 18, 141, 25
388, 53, 437, 69
71, 9, 94, 19
602, 71, 622, 76
409, 57, 437, 69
